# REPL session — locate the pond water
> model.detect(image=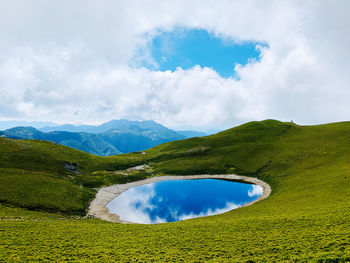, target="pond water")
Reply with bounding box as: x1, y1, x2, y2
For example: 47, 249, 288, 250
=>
107, 179, 263, 224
